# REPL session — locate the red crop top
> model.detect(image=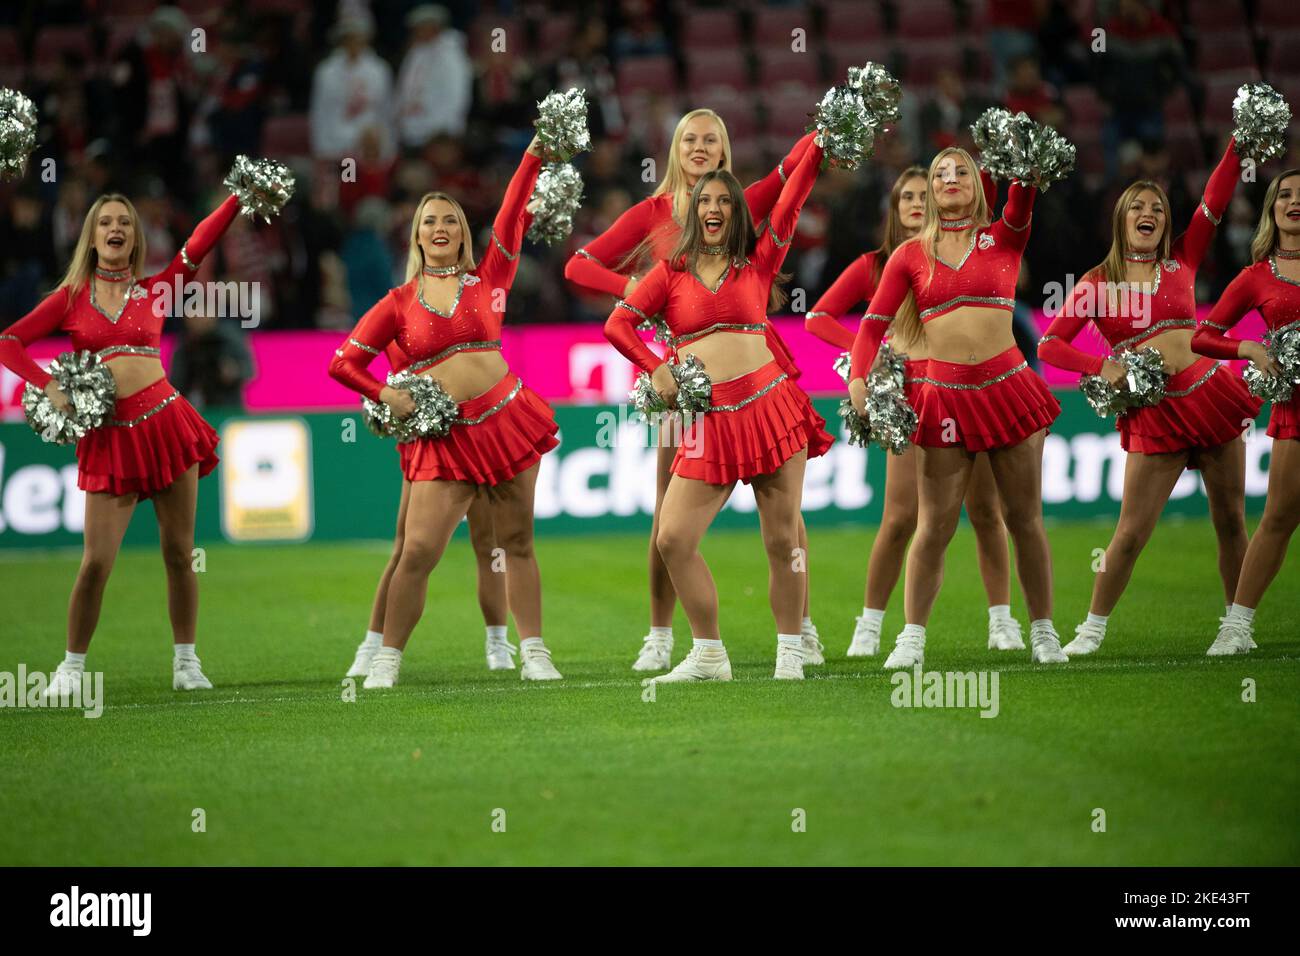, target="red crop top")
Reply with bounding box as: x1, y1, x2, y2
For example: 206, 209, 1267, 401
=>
1038, 140, 1240, 375
1194, 255, 1300, 361
848, 180, 1036, 380
0, 195, 242, 389
565, 132, 818, 298
329, 152, 542, 403
603, 142, 824, 375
